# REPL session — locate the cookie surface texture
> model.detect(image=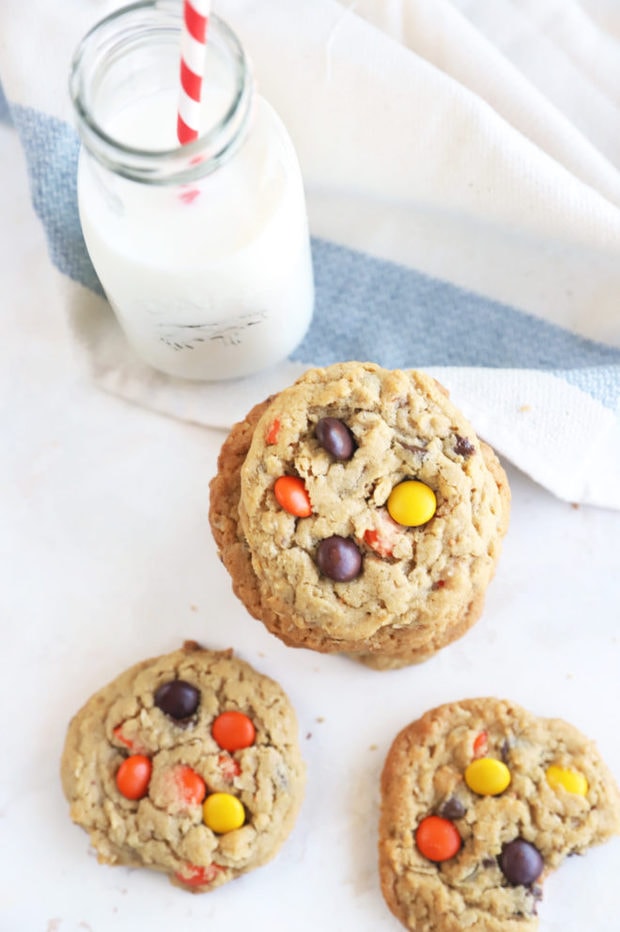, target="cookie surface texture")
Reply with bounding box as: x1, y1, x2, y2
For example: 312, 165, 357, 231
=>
209, 362, 510, 665
61, 643, 305, 892
379, 698, 620, 931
